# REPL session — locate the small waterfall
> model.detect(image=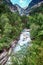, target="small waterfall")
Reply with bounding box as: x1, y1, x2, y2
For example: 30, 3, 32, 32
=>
5, 29, 31, 65
14, 29, 31, 53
